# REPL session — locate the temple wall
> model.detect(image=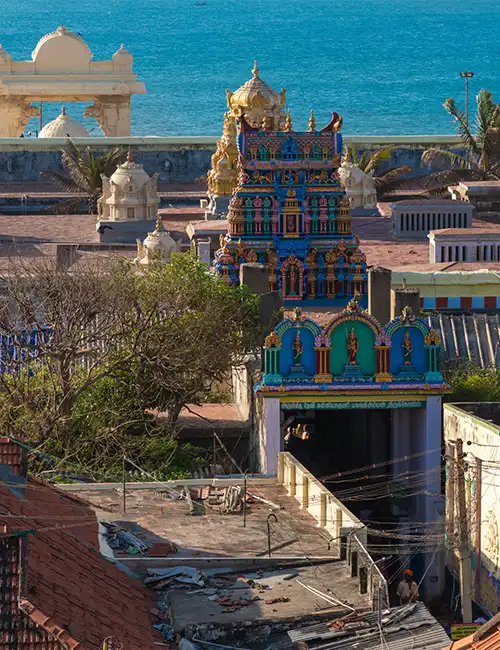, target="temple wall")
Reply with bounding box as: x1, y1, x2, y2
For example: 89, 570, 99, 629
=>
0, 135, 462, 184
